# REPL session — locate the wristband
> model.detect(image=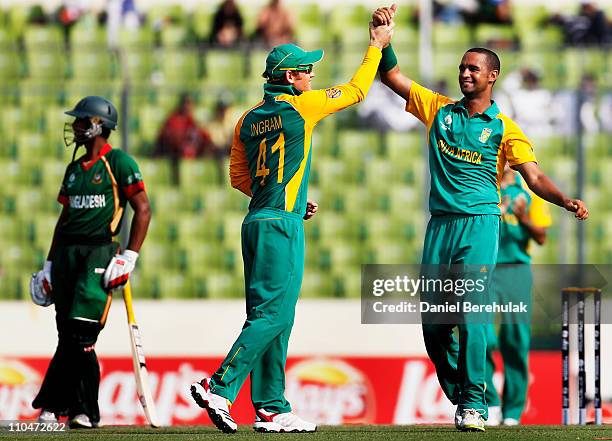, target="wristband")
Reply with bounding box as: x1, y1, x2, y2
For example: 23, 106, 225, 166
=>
379, 43, 398, 73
